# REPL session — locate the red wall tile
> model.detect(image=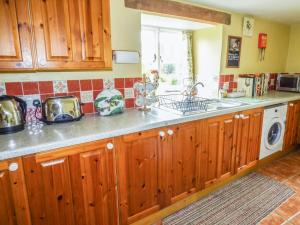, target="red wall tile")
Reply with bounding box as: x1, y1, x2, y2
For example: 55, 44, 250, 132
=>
80, 80, 92, 91
82, 102, 94, 114
115, 78, 124, 88
23, 82, 39, 95
93, 90, 101, 100
92, 79, 103, 90
134, 77, 142, 83
125, 78, 134, 88
67, 80, 80, 92
39, 81, 53, 94
125, 98, 135, 108
5, 82, 23, 96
